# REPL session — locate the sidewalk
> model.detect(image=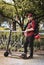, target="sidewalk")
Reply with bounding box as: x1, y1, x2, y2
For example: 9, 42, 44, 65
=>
0, 51, 44, 65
